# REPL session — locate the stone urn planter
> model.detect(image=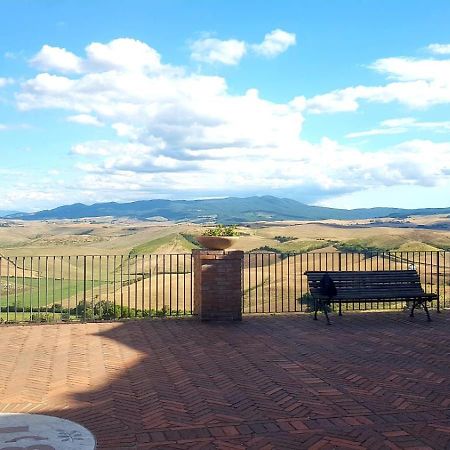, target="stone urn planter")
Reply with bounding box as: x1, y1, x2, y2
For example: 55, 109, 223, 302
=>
196, 235, 239, 250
